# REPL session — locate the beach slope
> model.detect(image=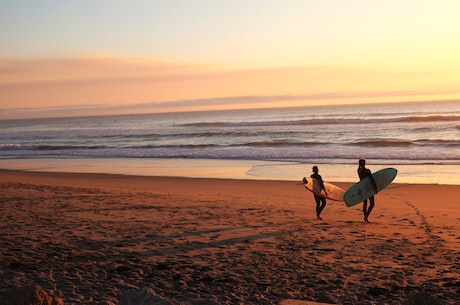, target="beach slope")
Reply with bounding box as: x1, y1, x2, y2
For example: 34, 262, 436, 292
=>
0, 170, 459, 304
